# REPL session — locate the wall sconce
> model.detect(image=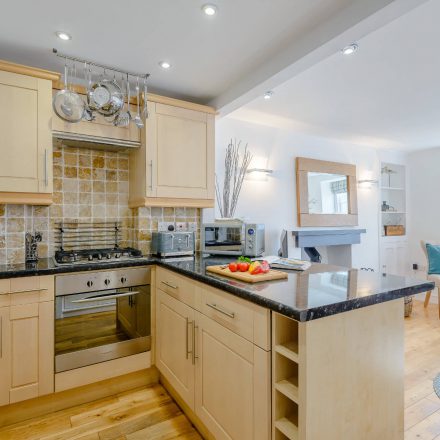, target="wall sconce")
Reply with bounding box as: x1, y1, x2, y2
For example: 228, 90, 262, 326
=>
357, 179, 379, 189
246, 168, 273, 176
246, 168, 273, 181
